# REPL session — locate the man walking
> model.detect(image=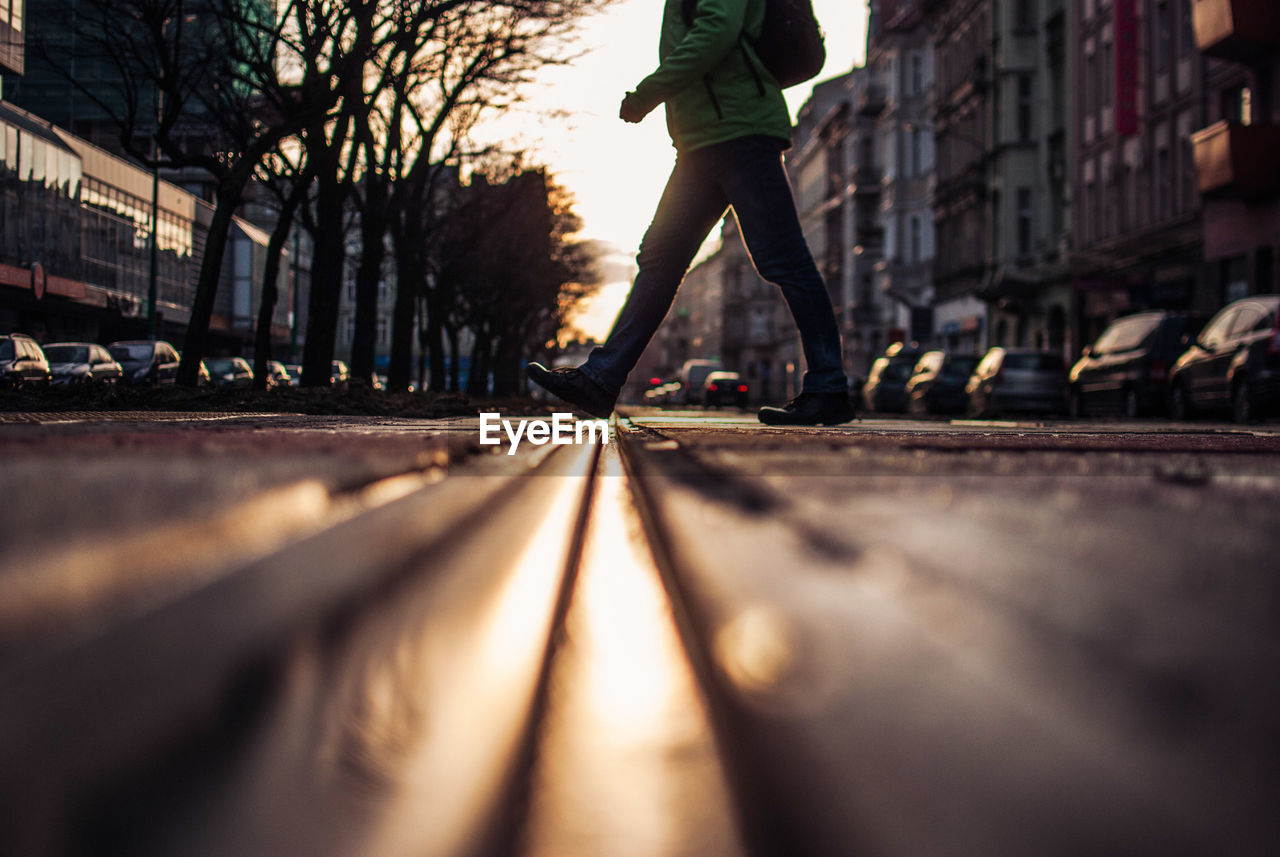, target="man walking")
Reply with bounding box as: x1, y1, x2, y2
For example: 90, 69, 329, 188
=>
527, 0, 853, 426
